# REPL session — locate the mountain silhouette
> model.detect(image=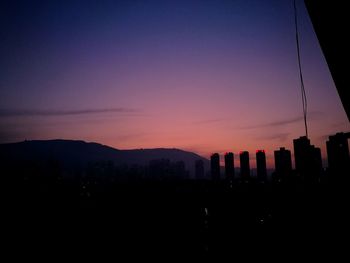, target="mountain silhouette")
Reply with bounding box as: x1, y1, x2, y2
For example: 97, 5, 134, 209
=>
0, 139, 209, 178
